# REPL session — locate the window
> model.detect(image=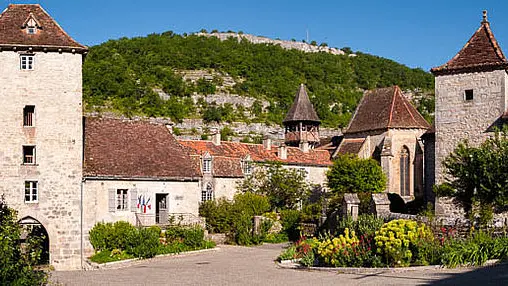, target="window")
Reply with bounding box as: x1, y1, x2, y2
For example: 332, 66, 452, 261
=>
27, 26, 36, 34
465, 89, 474, 101
23, 146, 35, 164
20, 55, 34, 70
24, 181, 38, 203
201, 183, 213, 202
23, 105, 35, 127
116, 189, 128, 211
242, 161, 252, 175
400, 147, 410, 196
203, 158, 212, 173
